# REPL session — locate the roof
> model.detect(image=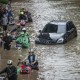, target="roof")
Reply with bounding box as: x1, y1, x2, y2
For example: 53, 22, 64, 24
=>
50, 21, 67, 25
